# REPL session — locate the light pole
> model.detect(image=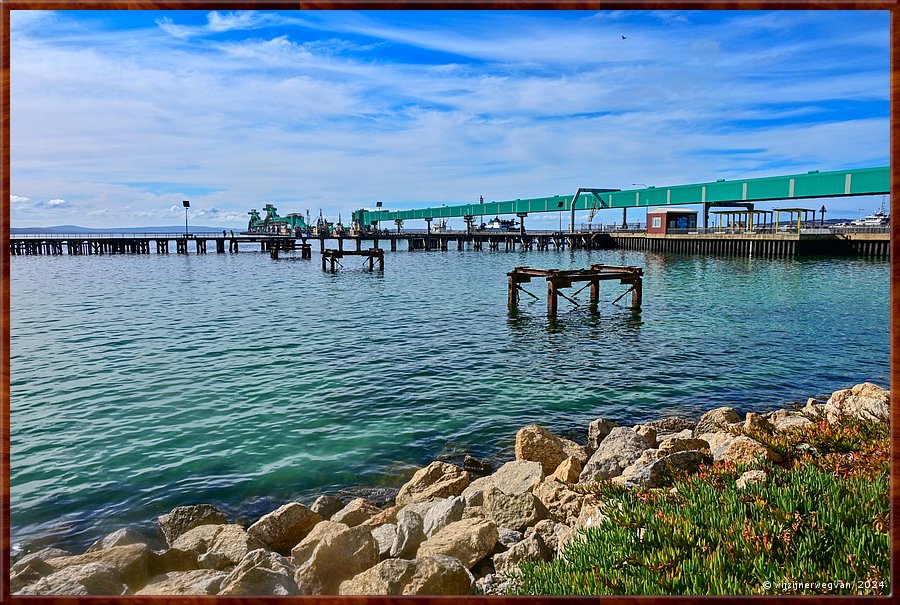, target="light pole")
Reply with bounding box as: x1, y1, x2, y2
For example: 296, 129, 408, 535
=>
183, 200, 190, 236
